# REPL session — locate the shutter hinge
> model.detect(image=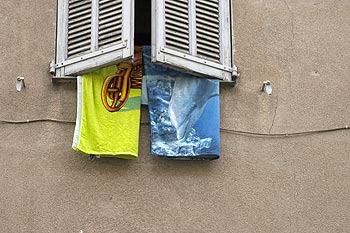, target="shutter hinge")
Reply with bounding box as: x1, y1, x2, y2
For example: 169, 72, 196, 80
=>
231, 66, 240, 85
232, 65, 239, 79
49, 60, 56, 75
221, 66, 239, 86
